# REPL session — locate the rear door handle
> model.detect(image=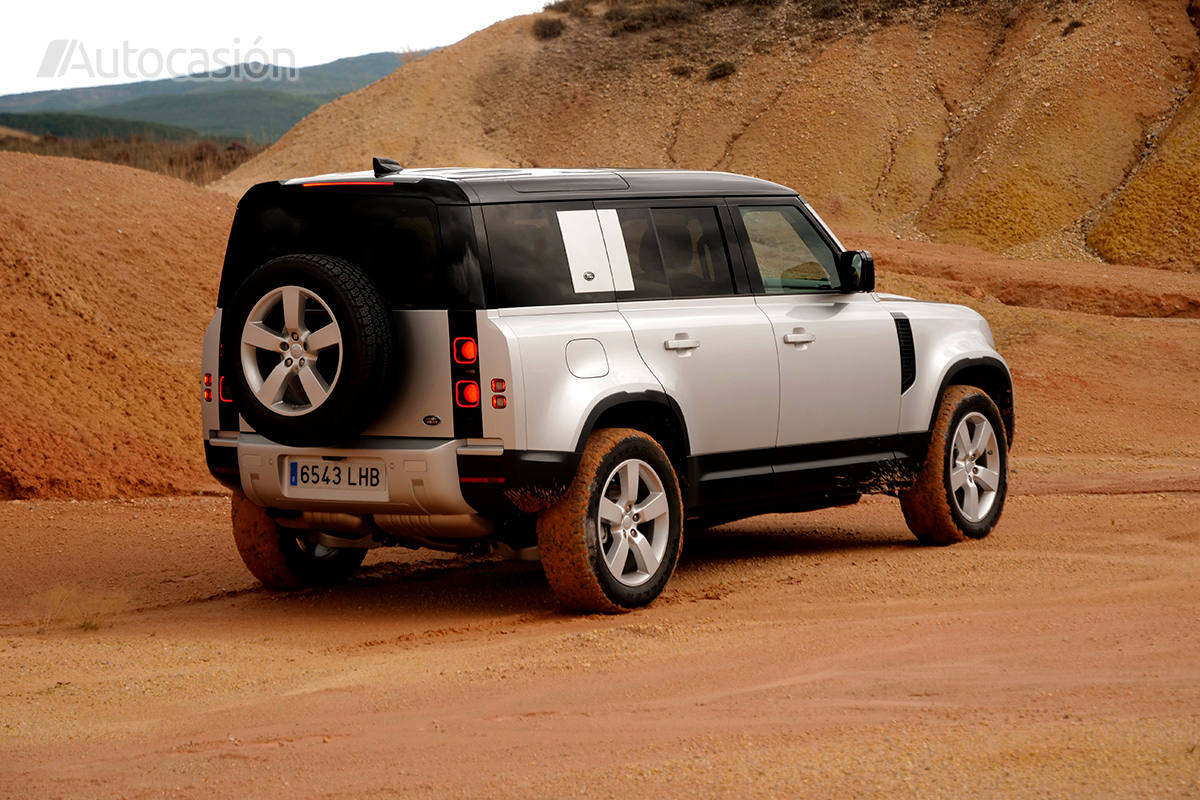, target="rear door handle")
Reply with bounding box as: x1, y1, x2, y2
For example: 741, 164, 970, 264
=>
783, 331, 816, 345
664, 336, 700, 351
